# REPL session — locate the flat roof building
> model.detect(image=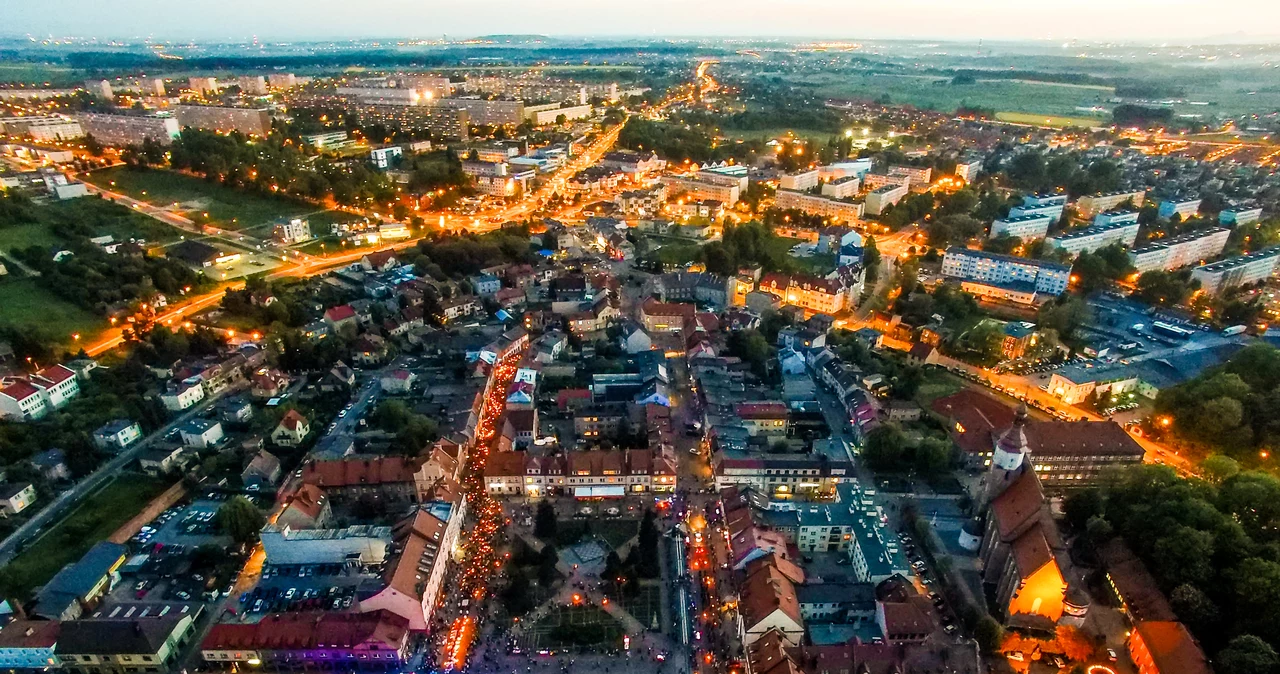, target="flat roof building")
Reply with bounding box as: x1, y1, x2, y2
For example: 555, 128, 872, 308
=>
1045, 220, 1140, 257
1127, 227, 1231, 273
75, 112, 180, 147
173, 105, 272, 136
1191, 246, 1280, 295
990, 213, 1054, 240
